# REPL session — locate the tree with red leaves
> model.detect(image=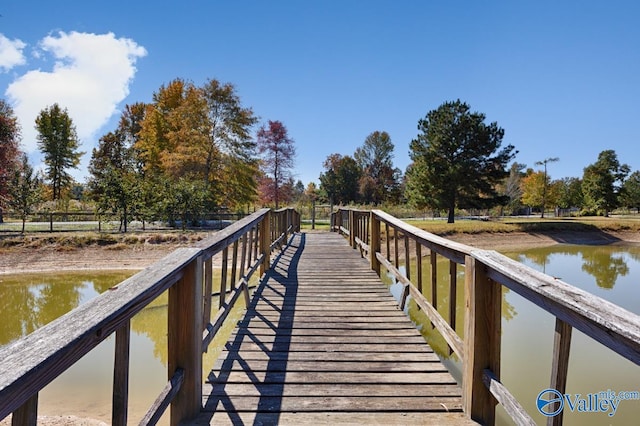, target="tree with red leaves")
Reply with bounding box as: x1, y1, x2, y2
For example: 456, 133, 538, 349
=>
256, 120, 296, 208
0, 99, 23, 223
